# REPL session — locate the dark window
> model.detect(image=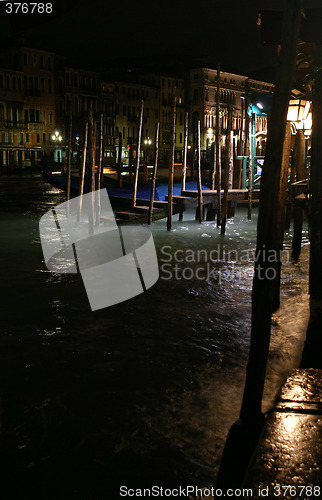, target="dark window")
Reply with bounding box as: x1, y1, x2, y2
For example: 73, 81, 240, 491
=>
36, 134, 40, 143
26, 133, 29, 142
